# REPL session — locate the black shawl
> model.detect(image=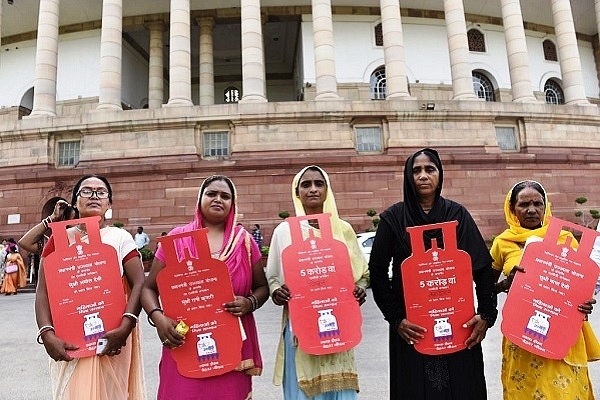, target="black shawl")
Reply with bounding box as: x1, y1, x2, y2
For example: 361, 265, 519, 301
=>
369, 148, 495, 327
